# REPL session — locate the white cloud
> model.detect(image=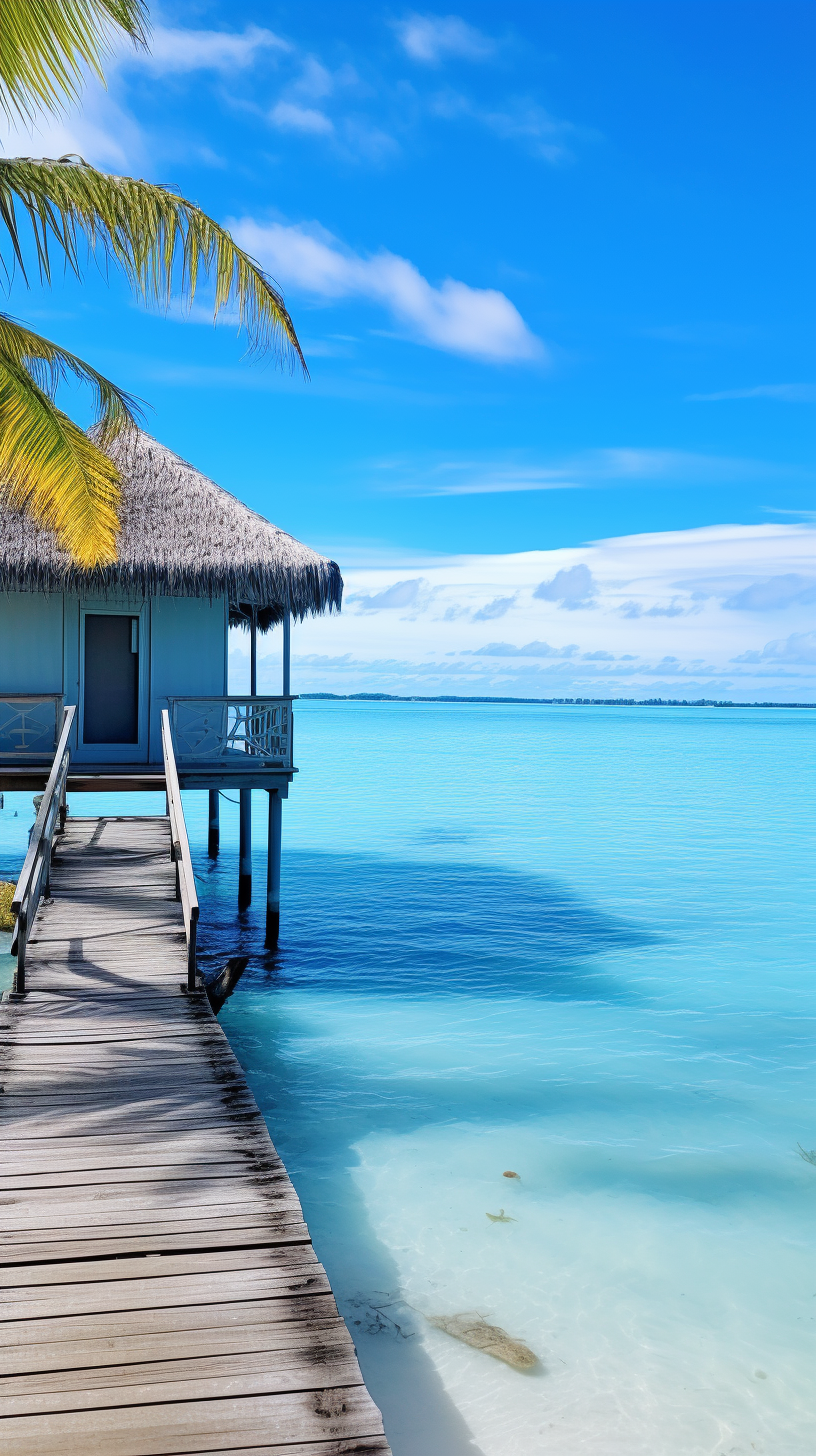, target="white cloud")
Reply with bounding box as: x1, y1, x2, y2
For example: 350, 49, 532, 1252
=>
395, 13, 496, 64
0, 83, 145, 170
133, 24, 289, 74
472, 595, 516, 621
230, 219, 544, 363
688, 384, 816, 403
723, 574, 816, 612
270, 524, 816, 702
534, 564, 596, 609
732, 631, 816, 666
270, 102, 333, 135
471, 641, 578, 658
349, 578, 427, 610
